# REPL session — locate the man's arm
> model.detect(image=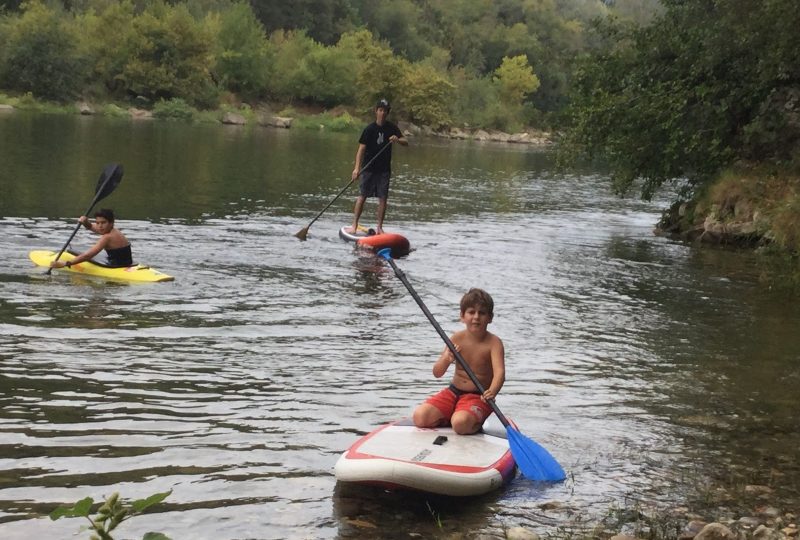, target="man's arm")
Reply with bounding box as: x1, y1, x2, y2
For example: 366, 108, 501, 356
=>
390, 125, 408, 146
352, 144, 366, 180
